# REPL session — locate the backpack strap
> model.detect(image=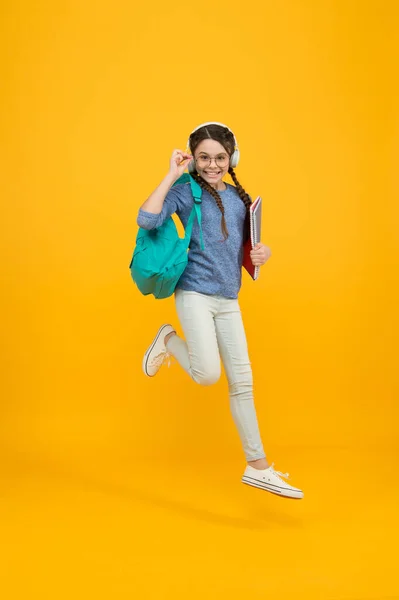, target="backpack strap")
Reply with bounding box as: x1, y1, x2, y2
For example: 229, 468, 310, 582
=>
171, 173, 205, 251
183, 206, 205, 251
188, 176, 204, 251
